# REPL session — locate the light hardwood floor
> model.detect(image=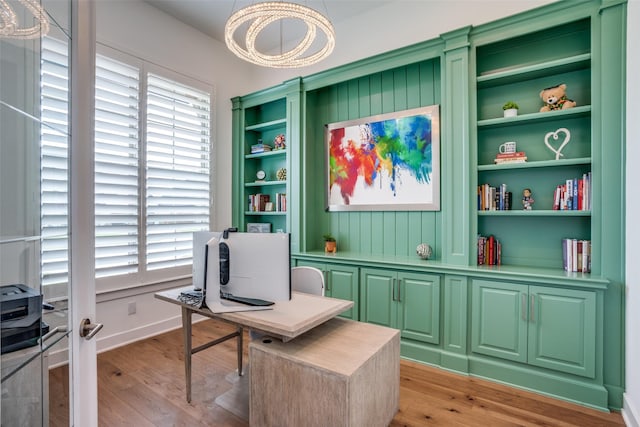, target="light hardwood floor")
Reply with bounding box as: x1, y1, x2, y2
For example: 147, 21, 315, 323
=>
49, 319, 624, 426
